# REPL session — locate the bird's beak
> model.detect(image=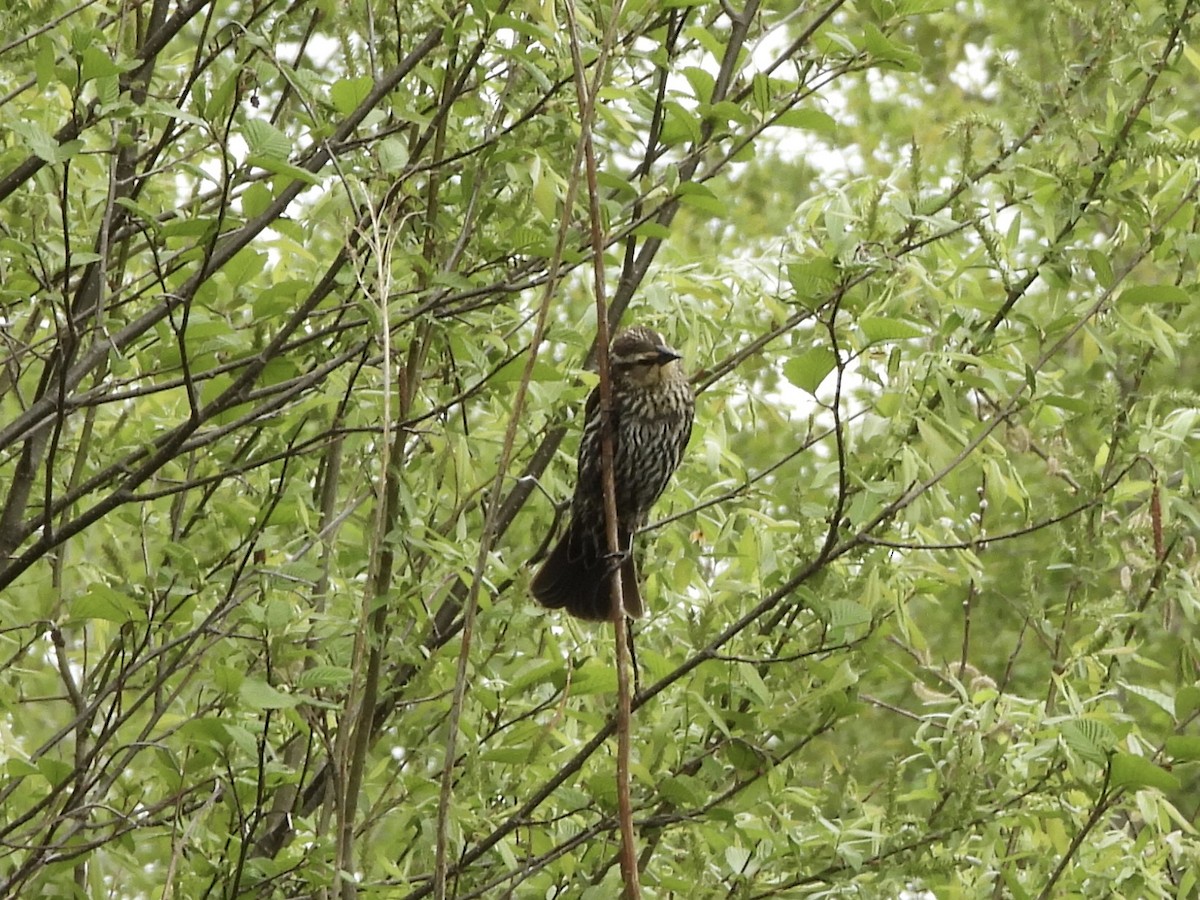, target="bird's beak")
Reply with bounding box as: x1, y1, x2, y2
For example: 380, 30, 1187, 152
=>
655, 345, 682, 364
